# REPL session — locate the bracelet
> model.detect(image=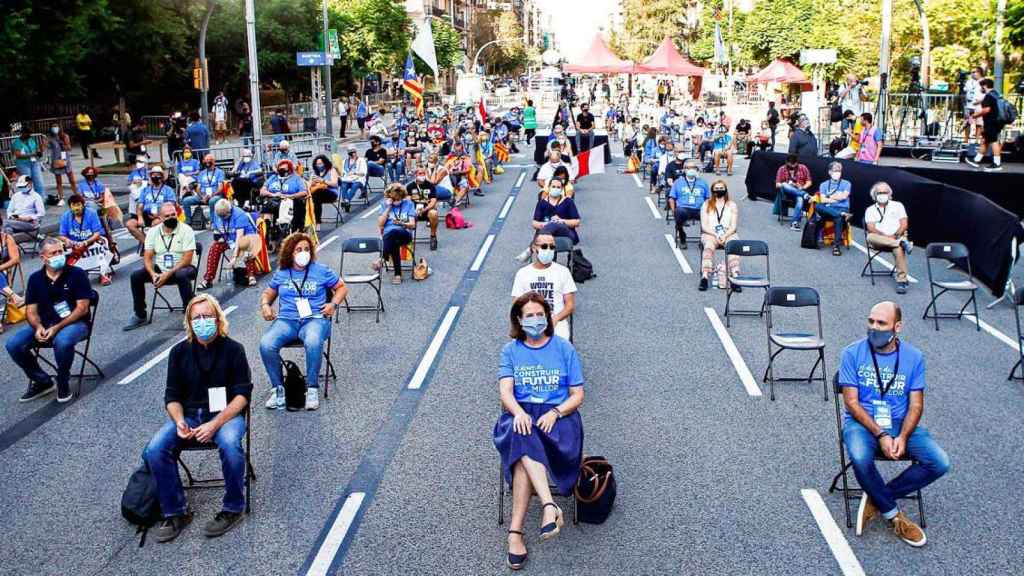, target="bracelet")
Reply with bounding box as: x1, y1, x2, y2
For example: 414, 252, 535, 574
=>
552, 407, 563, 418
874, 430, 889, 440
